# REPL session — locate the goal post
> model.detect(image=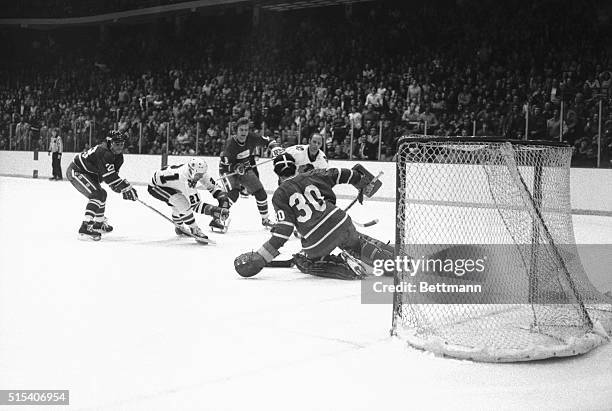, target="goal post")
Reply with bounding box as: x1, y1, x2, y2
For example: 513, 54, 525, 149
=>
392, 136, 612, 362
